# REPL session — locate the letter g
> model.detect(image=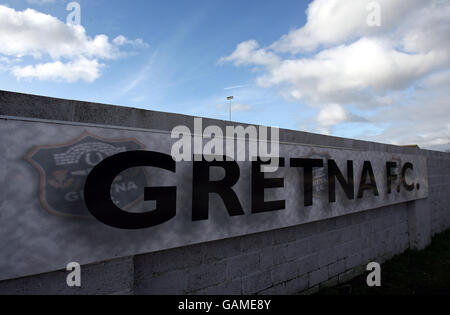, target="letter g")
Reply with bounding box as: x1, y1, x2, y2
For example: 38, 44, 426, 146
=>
84, 151, 176, 229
